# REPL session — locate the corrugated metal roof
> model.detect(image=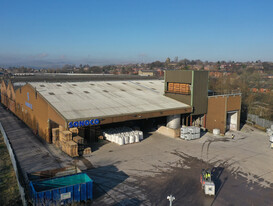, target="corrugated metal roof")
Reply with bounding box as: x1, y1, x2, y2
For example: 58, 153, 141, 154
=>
29, 80, 190, 121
